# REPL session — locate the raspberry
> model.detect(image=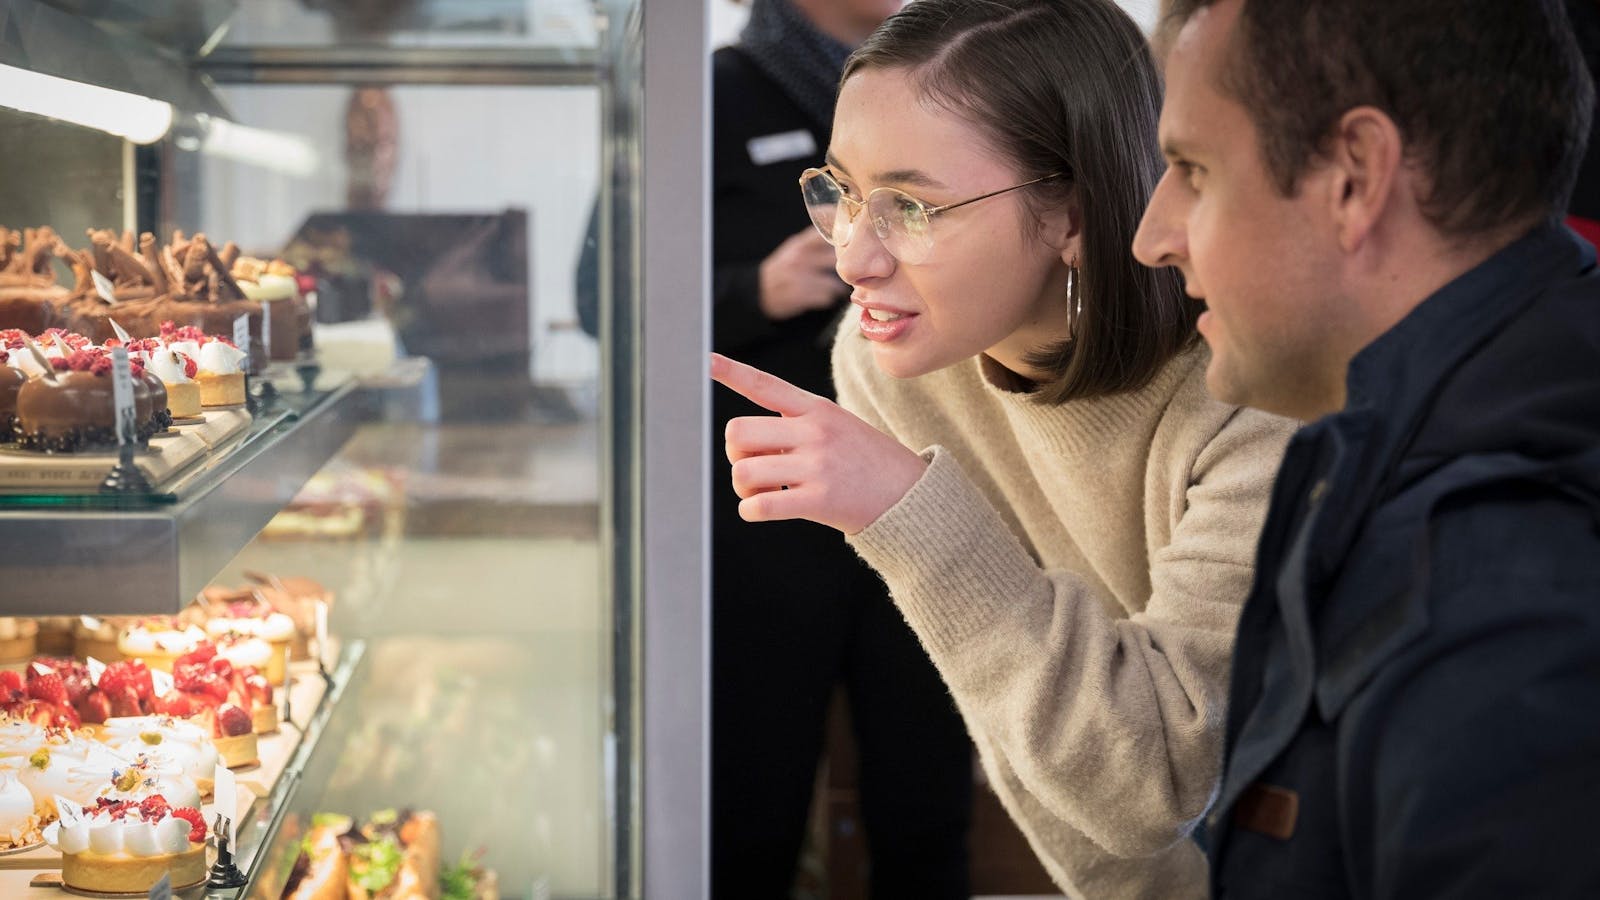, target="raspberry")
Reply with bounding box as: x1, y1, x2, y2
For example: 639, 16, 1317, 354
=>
62, 670, 92, 705
139, 795, 169, 820
173, 662, 207, 693
177, 643, 217, 667
152, 690, 195, 718
100, 661, 155, 703
0, 669, 23, 696
201, 674, 230, 703
216, 703, 251, 737
208, 657, 233, 679
182, 355, 197, 379
26, 673, 66, 705
57, 704, 80, 728
109, 686, 142, 719
245, 673, 272, 705
75, 690, 111, 725
170, 806, 206, 843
